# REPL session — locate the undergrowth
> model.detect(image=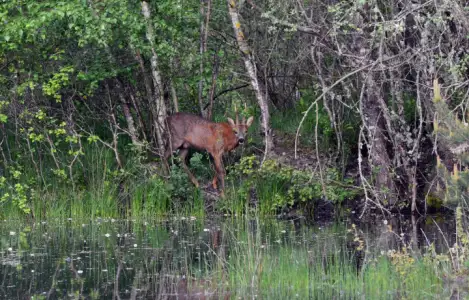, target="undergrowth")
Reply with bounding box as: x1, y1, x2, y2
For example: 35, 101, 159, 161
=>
0, 144, 206, 220
221, 155, 360, 215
